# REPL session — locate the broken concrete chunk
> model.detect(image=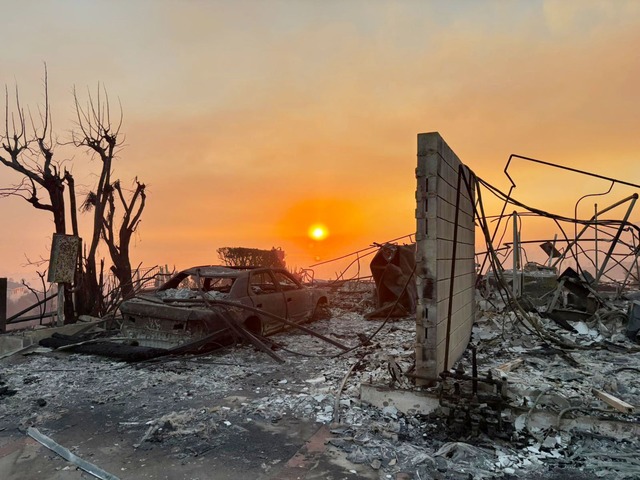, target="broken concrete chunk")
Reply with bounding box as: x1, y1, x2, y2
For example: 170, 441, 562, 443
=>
381, 405, 398, 418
